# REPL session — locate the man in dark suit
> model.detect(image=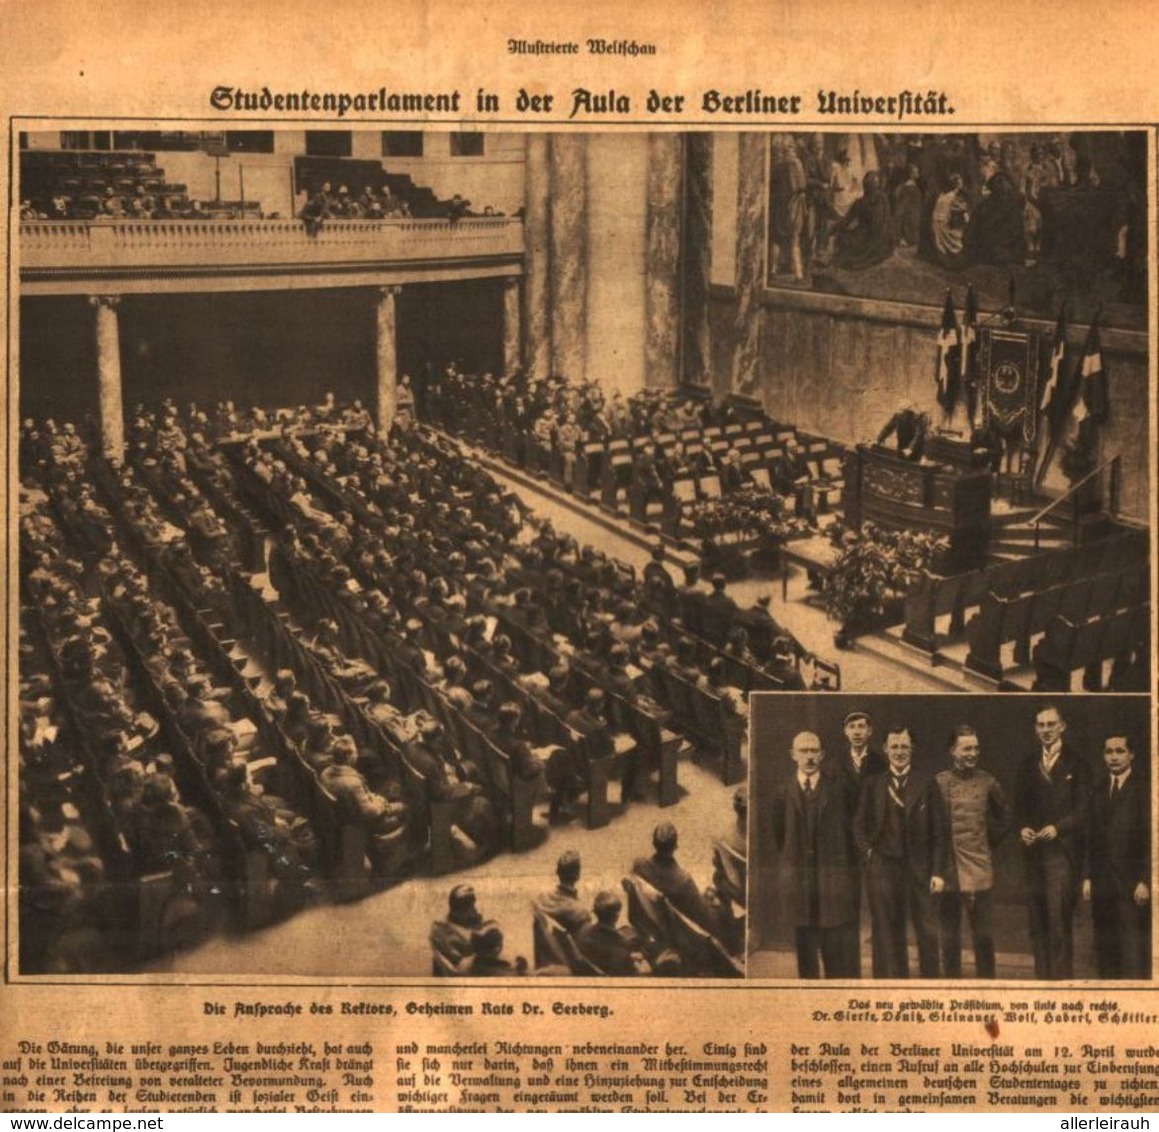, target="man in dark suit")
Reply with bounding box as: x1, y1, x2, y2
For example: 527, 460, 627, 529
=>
632, 821, 715, 933
772, 730, 859, 978
574, 891, 651, 976
855, 724, 948, 977
1083, 733, 1150, 979
1014, 704, 1089, 979
534, 849, 593, 935
875, 403, 929, 461
701, 573, 739, 647
641, 542, 677, 619
823, 708, 886, 976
